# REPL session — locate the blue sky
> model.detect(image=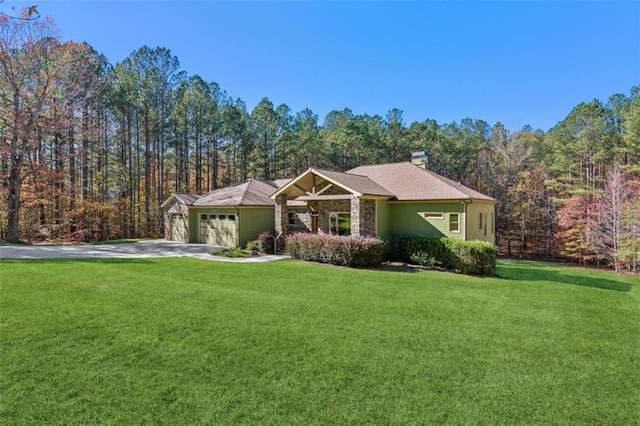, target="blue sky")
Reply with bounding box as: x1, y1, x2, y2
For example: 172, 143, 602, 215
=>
13, 1, 640, 131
